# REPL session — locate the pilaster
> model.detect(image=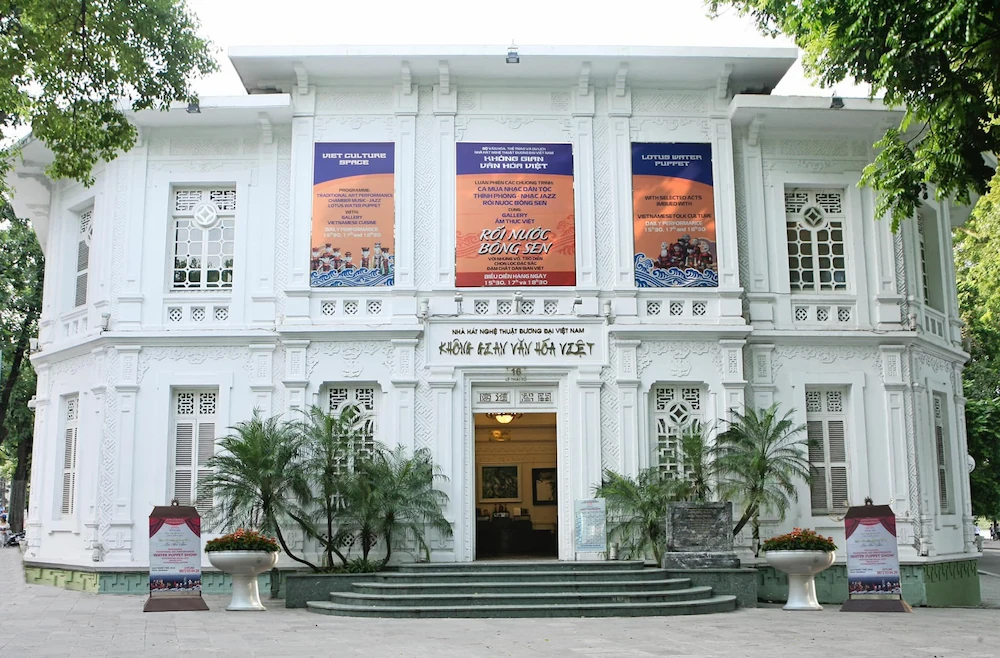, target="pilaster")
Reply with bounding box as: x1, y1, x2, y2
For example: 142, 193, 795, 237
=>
607, 87, 634, 296
248, 344, 276, 413
749, 343, 775, 409
25, 364, 50, 557
106, 345, 140, 563
615, 339, 641, 478
712, 118, 740, 294
282, 340, 310, 413
391, 339, 418, 454
428, 367, 458, 559
117, 147, 149, 328
287, 84, 316, 302
572, 86, 597, 290
434, 83, 457, 288
250, 127, 279, 324
393, 85, 418, 292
